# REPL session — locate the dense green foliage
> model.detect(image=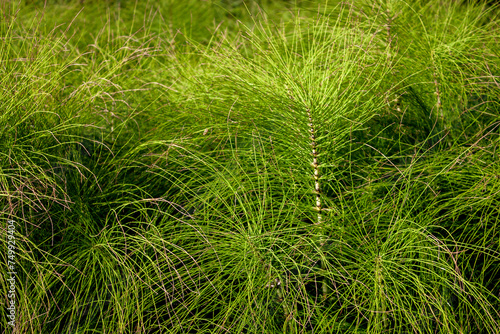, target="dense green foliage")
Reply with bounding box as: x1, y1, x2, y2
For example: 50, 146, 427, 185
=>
1, 0, 500, 333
